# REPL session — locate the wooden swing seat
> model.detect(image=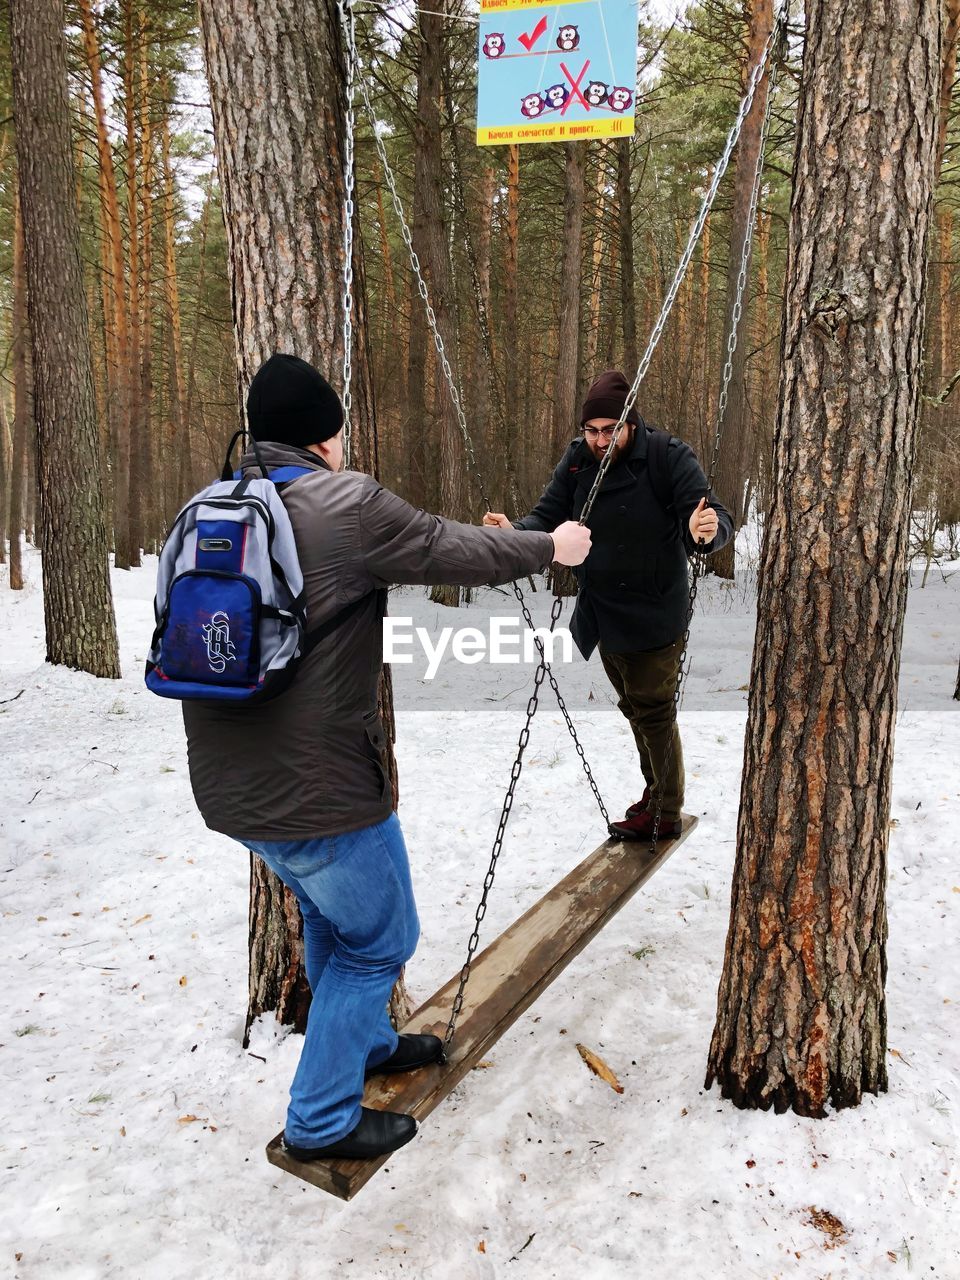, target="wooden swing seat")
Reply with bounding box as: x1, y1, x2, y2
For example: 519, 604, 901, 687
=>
265, 815, 696, 1199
